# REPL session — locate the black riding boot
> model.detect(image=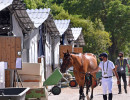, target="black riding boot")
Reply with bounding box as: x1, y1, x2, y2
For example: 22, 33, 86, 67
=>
103, 94, 107, 100
124, 82, 127, 93
118, 84, 122, 94
108, 93, 112, 100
